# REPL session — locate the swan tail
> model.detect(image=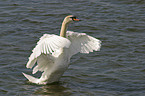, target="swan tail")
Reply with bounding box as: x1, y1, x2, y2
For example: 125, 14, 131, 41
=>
22, 72, 39, 84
